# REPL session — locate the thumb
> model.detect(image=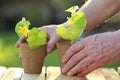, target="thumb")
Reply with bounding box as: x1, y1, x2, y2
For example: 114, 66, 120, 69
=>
16, 36, 26, 48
